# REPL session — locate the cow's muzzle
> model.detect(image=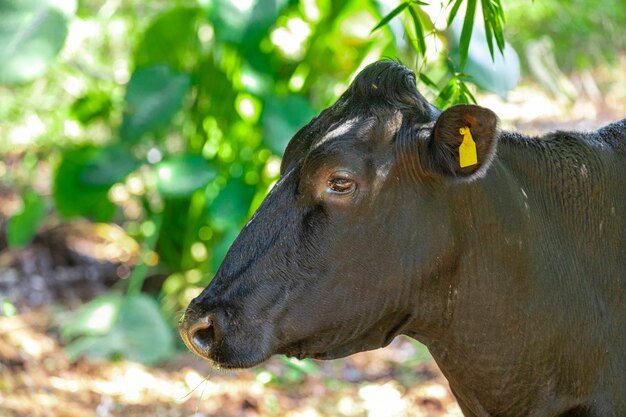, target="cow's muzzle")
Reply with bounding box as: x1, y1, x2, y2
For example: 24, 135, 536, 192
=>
179, 312, 218, 360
